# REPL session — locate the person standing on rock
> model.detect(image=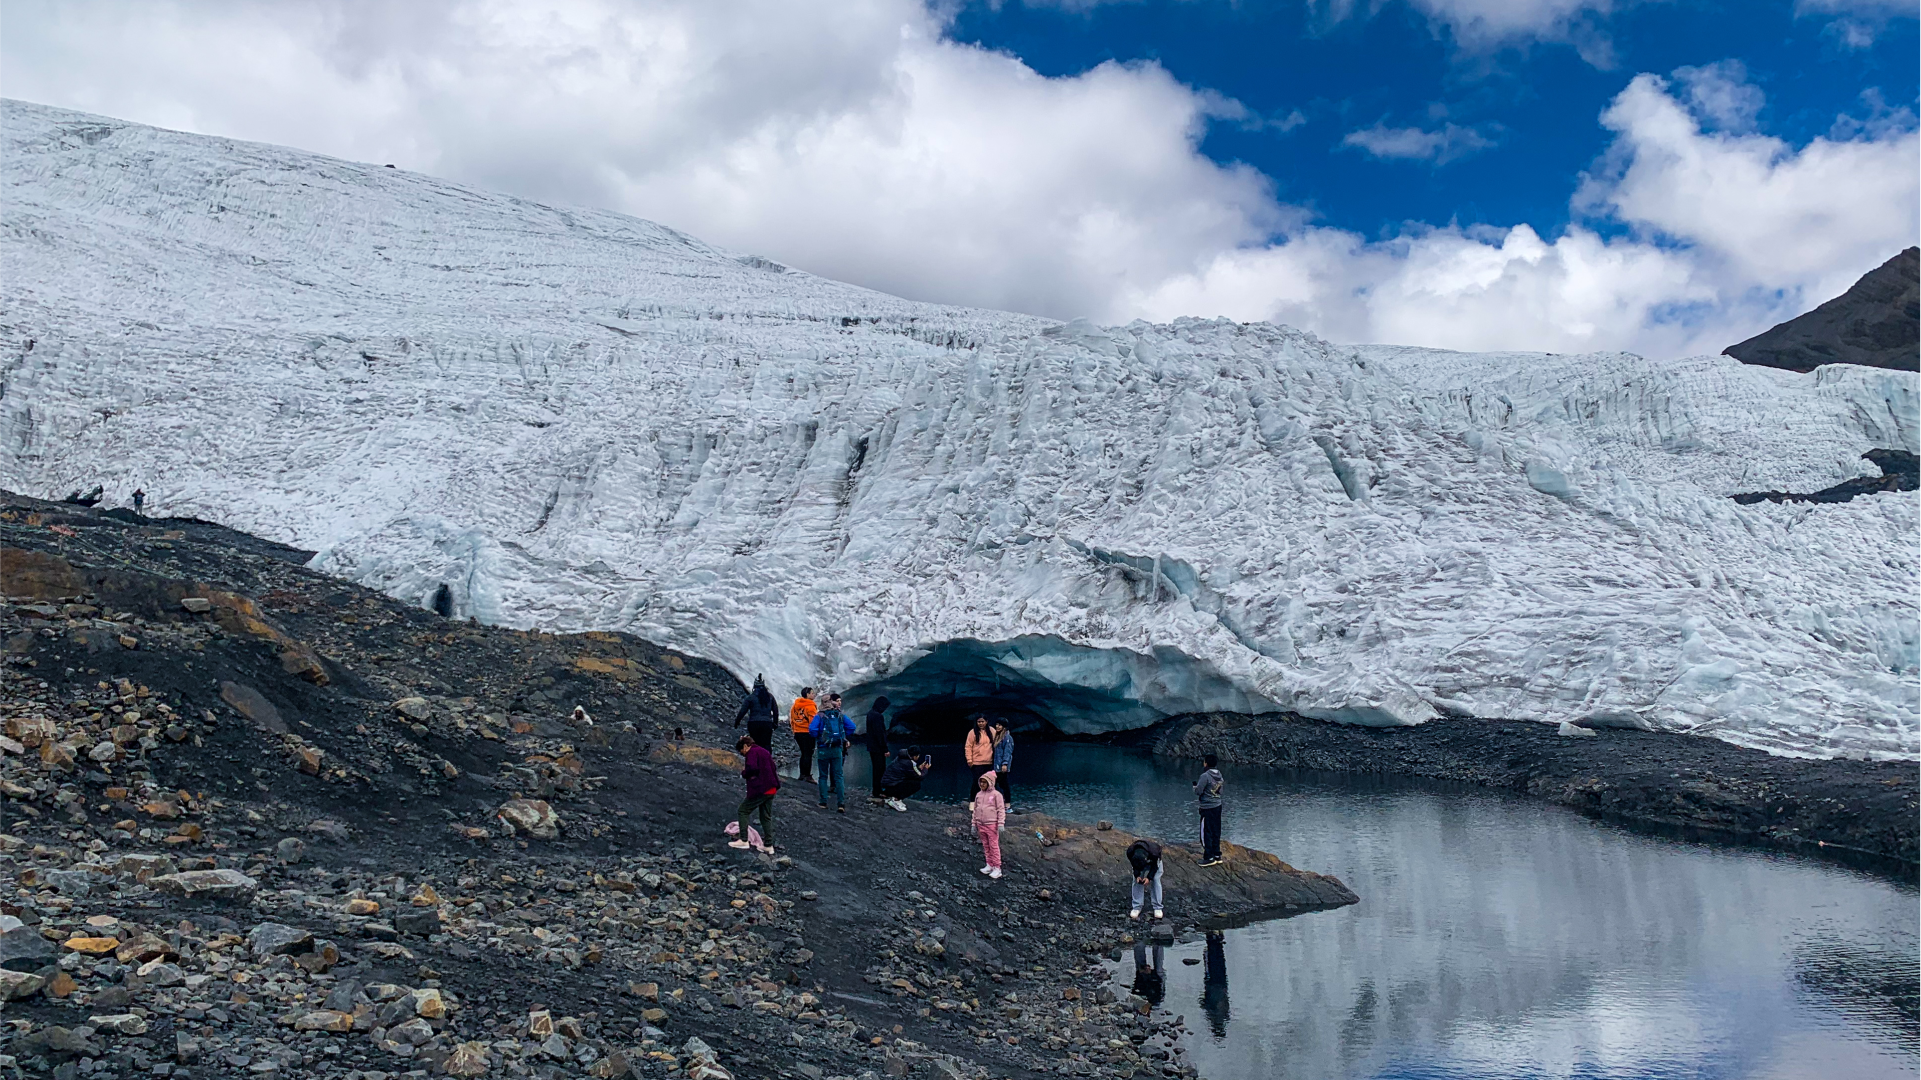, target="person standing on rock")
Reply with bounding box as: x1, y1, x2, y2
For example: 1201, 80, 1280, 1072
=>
1195, 754, 1225, 866
789, 687, 819, 784
131, 488, 145, 516
990, 720, 1015, 810
964, 715, 995, 806
880, 745, 932, 811
1127, 837, 1164, 920
863, 696, 890, 801
734, 675, 779, 752
972, 773, 1006, 879
731, 734, 778, 854
809, 692, 857, 813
